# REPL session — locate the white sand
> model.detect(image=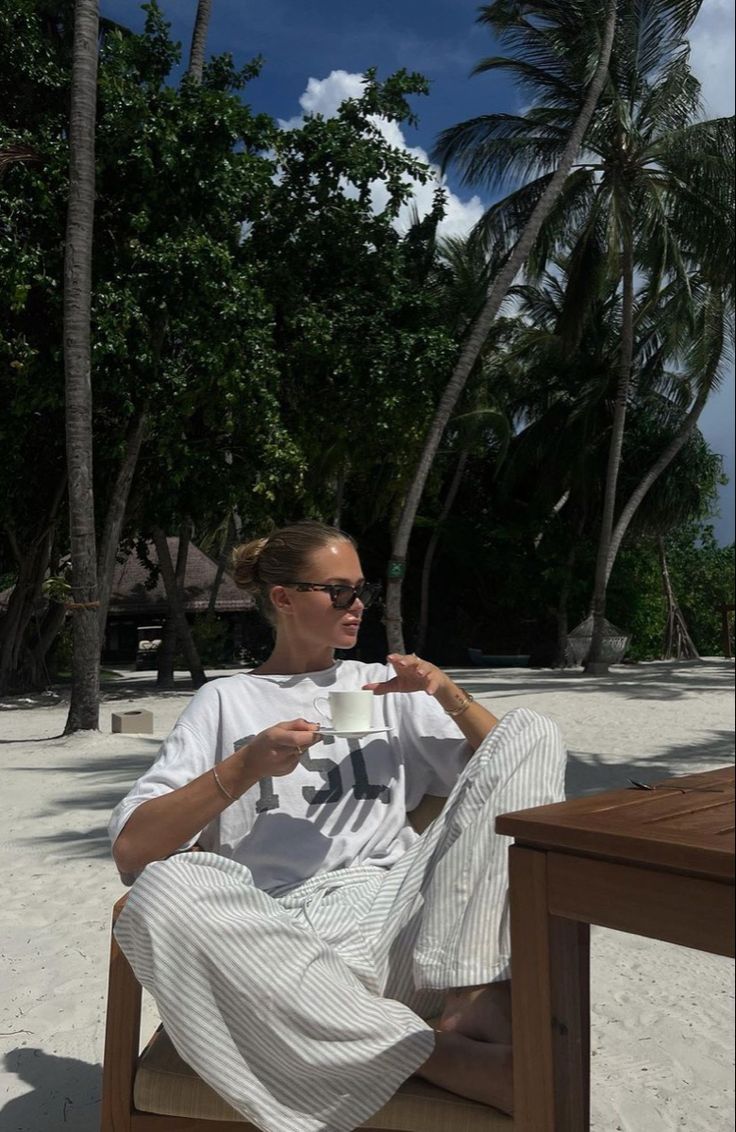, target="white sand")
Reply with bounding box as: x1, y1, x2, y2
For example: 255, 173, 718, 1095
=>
1, 659, 734, 1132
